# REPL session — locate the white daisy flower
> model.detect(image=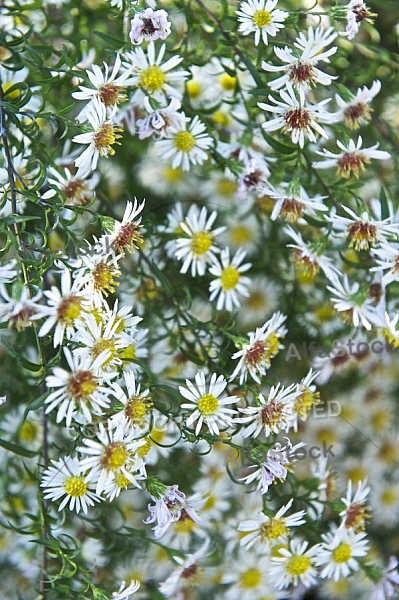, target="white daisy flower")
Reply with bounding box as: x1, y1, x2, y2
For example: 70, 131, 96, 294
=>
73, 97, 122, 176
342, 1, 377, 40
122, 42, 188, 101
42, 166, 99, 207
33, 268, 91, 346
284, 225, 340, 280
175, 205, 226, 276
316, 526, 370, 581
110, 370, 152, 433
0, 284, 42, 331
236, 0, 289, 47
237, 158, 270, 194
238, 498, 306, 550
371, 242, 399, 285
179, 372, 239, 436
327, 274, 377, 330
208, 247, 252, 312
336, 80, 381, 129
237, 383, 300, 438
339, 479, 371, 532
154, 114, 213, 171
130, 8, 171, 45
73, 312, 130, 371
314, 136, 391, 178
223, 552, 284, 600
98, 198, 145, 257
230, 311, 287, 384
41, 456, 100, 514
159, 541, 209, 598
270, 538, 321, 589
74, 249, 122, 305
111, 580, 140, 599
262, 26, 337, 90
44, 347, 116, 426
258, 82, 337, 148
78, 421, 147, 495
288, 368, 321, 432
0, 260, 17, 286
261, 183, 328, 222
136, 96, 186, 139
143, 484, 200, 540
369, 556, 399, 600
72, 54, 134, 121
326, 205, 397, 251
